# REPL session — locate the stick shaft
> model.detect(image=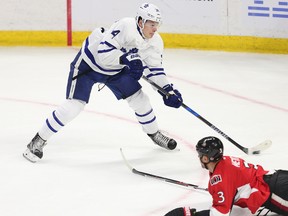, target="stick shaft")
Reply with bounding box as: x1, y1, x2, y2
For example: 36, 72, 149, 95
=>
142, 75, 248, 154
132, 168, 207, 191
120, 148, 207, 191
